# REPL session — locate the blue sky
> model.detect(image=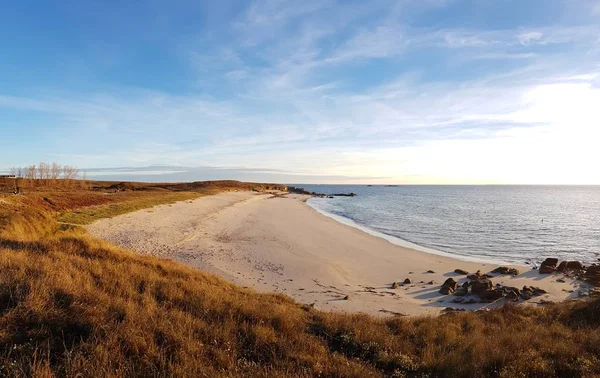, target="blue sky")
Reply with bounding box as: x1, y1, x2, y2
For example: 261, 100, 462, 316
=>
1, 0, 600, 184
